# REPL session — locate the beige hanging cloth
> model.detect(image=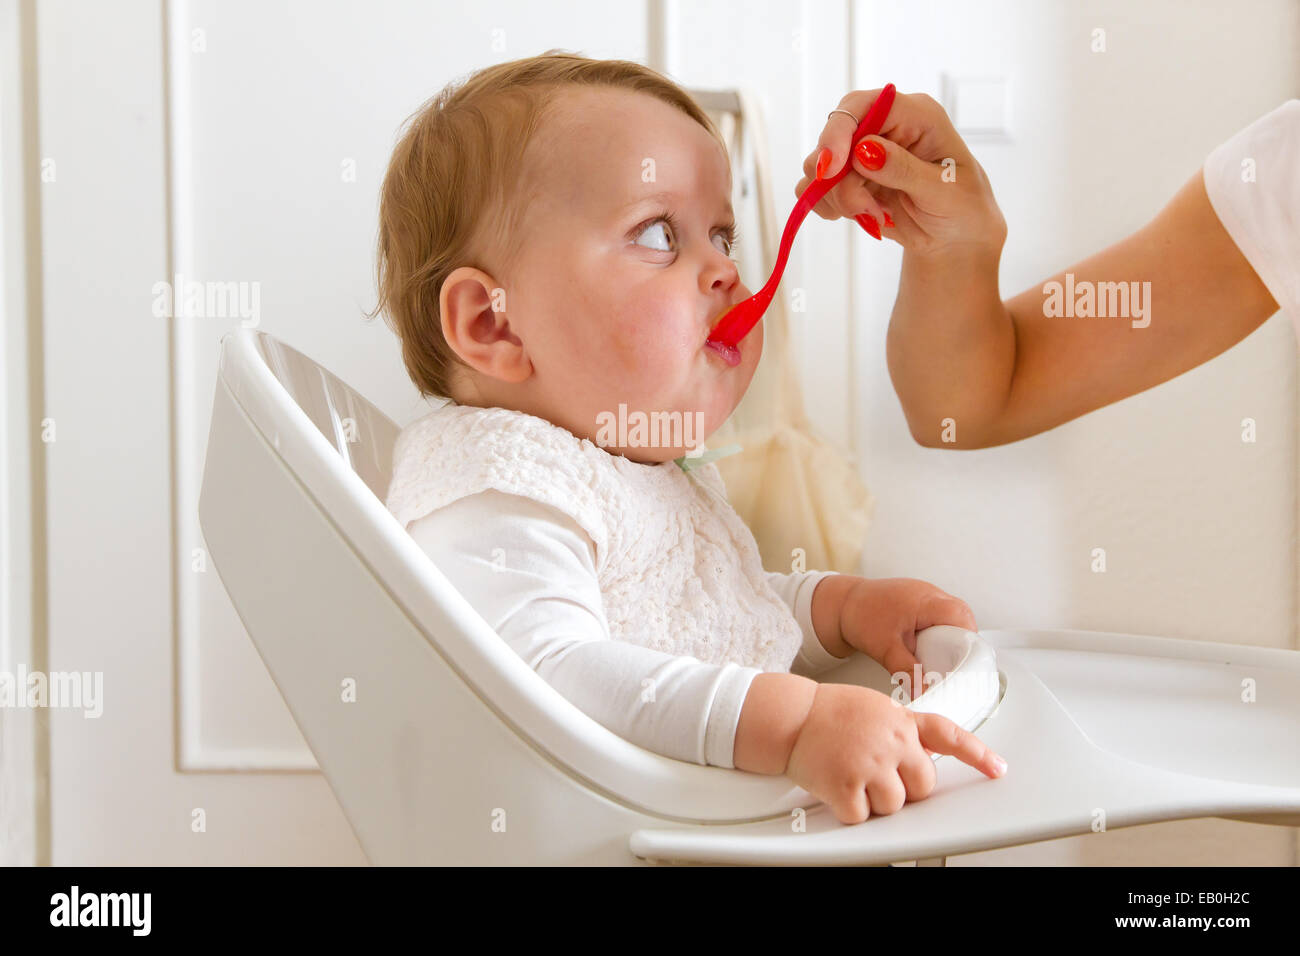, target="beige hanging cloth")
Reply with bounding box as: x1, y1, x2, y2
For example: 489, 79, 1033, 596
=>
697, 87, 874, 576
